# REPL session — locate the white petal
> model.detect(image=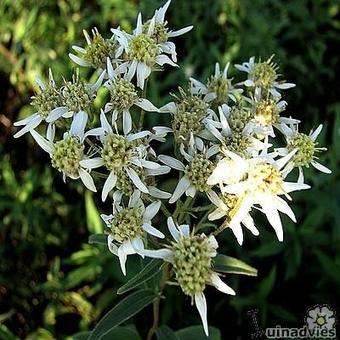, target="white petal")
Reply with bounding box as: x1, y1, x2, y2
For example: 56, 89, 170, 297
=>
117, 244, 128, 276
158, 155, 185, 171
311, 161, 332, 174
69, 53, 91, 67
129, 190, 141, 208
262, 204, 283, 242
275, 197, 296, 222
13, 115, 42, 138
136, 13, 143, 34
100, 111, 113, 133
13, 112, 39, 126
127, 60, 138, 81
79, 168, 97, 192
136, 63, 151, 89
142, 248, 173, 262
70, 111, 88, 138
142, 223, 165, 238
155, 55, 177, 67
131, 237, 145, 255
101, 171, 117, 201
126, 167, 149, 193
46, 123, 55, 142
107, 235, 118, 255
139, 160, 160, 169
310, 124, 323, 141
144, 201, 161, 221
230, 222, 244, 245
179, 224, 190, 237
30, 130, 53, 154
275, 82, 295, 89
242, 215, 259, 236
127, 130, 150, 141
194, 292, 209, 336
80, 157, 104, 169
135, 98, 159, 112
282, 182, 310, 193
123, 110, 132, 135
168, 25, 193, 37
210, 273, 236, 295
169, 176, 191, 204
107, 57, 115, 79
46, 107, 68, 123
167, 217, 180, 241
148, 186, 171, 199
